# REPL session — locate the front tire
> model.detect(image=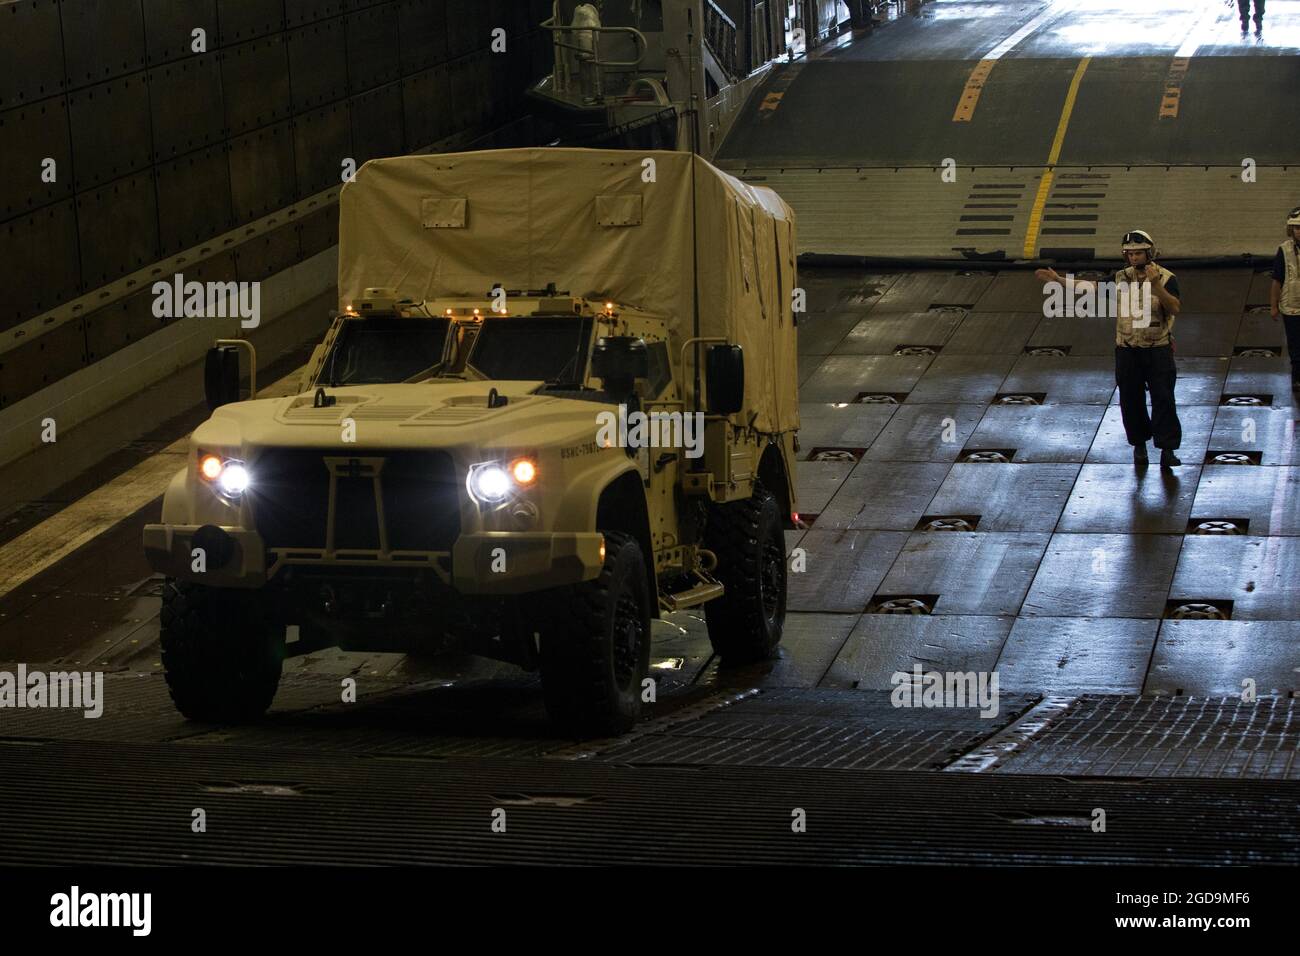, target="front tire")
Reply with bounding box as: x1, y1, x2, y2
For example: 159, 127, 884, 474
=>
159, 580, 284, 722
703, 482, 787, 662
539, 531, 652, 738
